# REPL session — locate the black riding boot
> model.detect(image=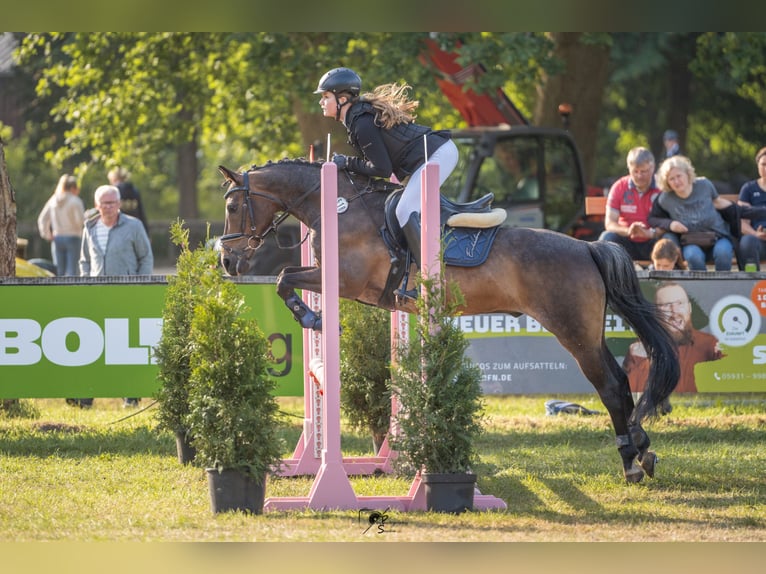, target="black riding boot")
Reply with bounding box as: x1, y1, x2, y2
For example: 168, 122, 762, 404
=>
396, 212, 422, 301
